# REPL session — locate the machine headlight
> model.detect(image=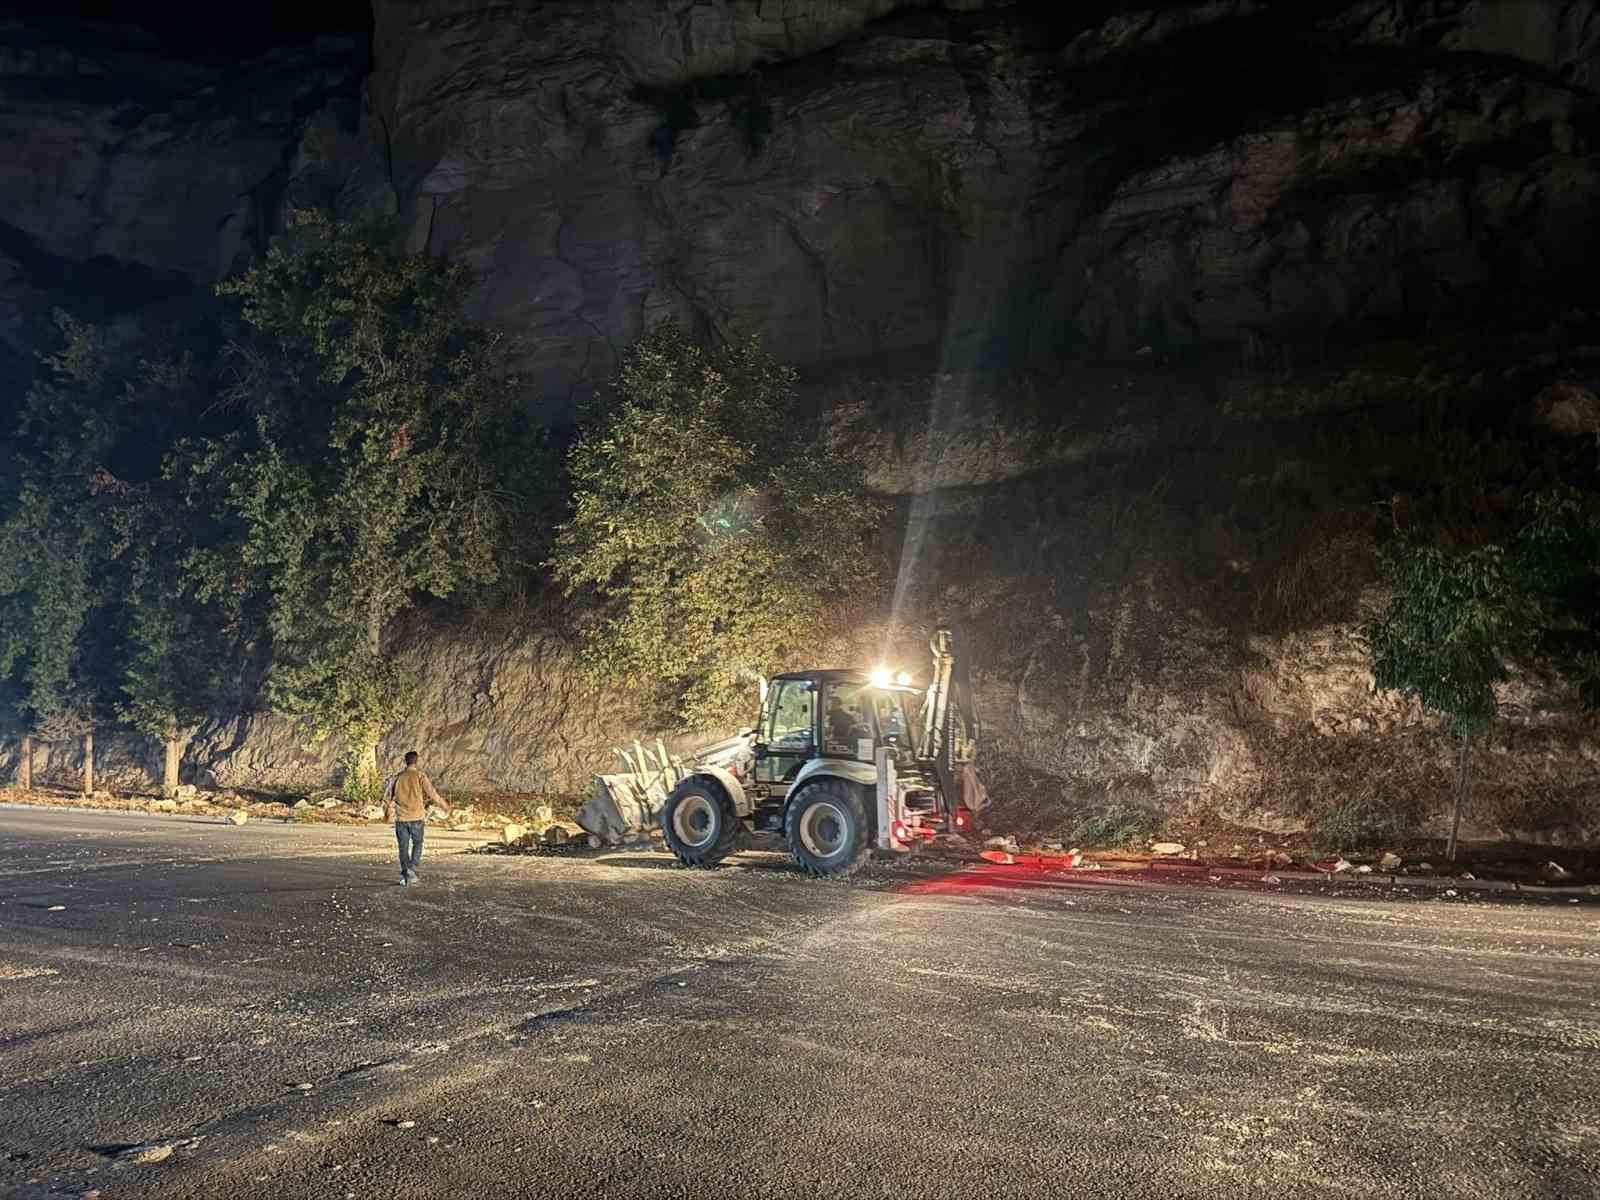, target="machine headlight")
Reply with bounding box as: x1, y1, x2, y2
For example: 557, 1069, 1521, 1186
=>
869, 667, 893, 688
